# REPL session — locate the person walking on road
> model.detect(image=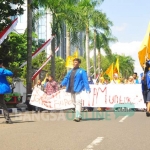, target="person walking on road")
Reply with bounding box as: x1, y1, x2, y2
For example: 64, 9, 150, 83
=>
60, 58, 91, 122
0, 59, 13, 124
145, 60, 150, 116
